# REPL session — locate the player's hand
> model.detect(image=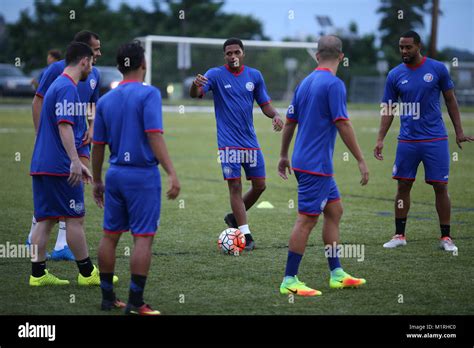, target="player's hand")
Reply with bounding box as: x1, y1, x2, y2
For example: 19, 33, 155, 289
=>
278, 157, 292, 180
69, 160, 92, 186
272, 115, 284, 132
82, 127, 93, 145
374, 140, 384, 160
167, 174, 180, 200
455, 132, 474, 149
92, 181, 105, 208
193, 74, 208, 87
358, 159, 369, 186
